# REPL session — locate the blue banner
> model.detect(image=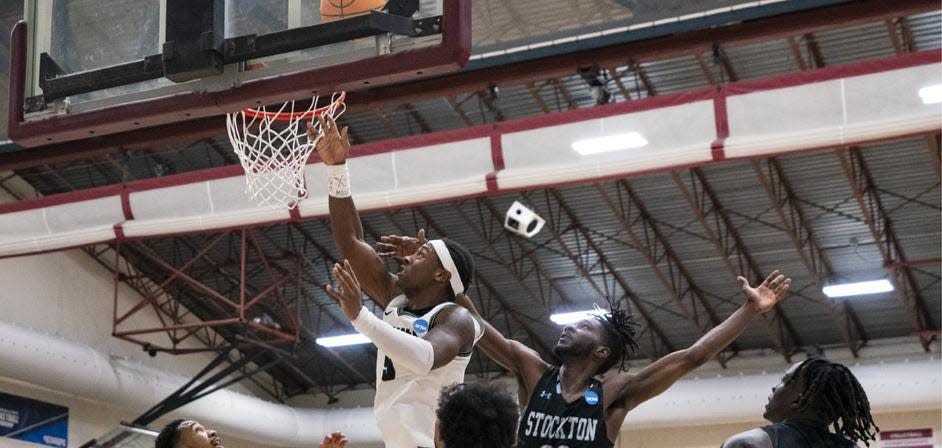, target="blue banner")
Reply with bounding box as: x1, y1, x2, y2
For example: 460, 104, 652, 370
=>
0, 392, 68, 447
